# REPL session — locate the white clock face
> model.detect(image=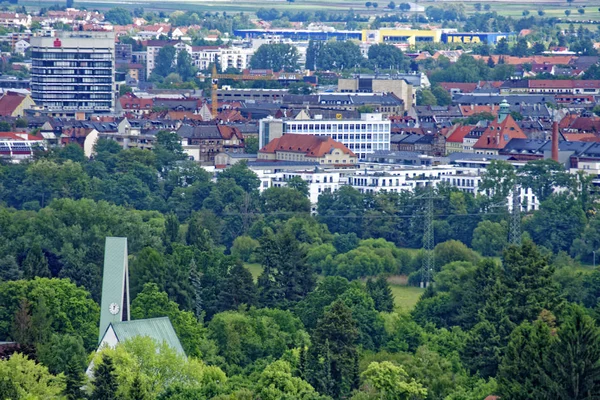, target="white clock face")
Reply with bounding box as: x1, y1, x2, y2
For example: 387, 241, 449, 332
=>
109, 302, 120, 315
